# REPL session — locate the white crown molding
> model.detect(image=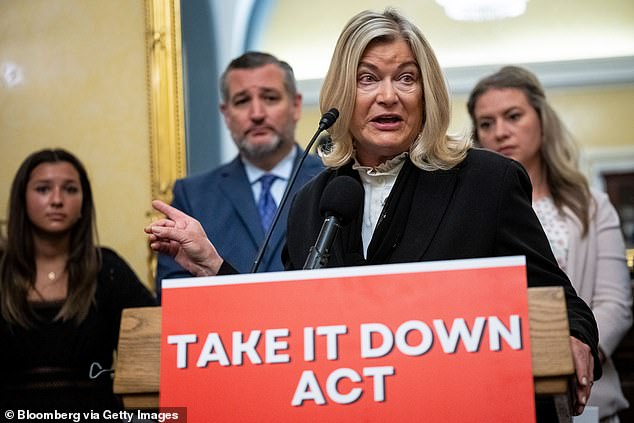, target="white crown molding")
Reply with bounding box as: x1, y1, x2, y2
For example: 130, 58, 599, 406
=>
298, 56, 634, 105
